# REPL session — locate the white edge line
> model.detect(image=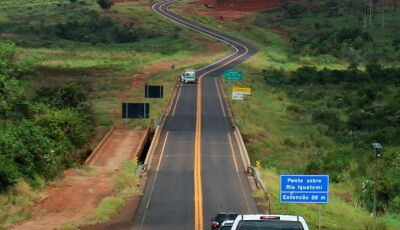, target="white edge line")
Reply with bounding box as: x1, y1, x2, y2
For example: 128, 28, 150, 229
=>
228, 133, 251, 213
140, 131, 170, 229
214, 77, 226, 117
172, 84, 182, 117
